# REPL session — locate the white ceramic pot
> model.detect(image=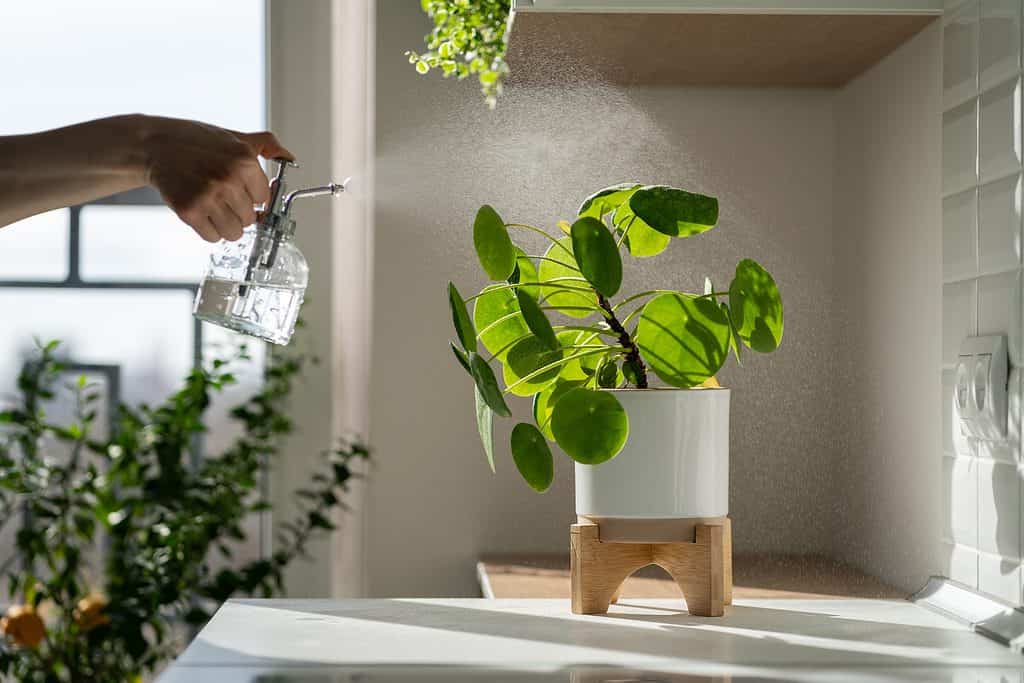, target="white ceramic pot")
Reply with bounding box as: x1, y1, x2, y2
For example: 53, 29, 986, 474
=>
574, 388, 730, 521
